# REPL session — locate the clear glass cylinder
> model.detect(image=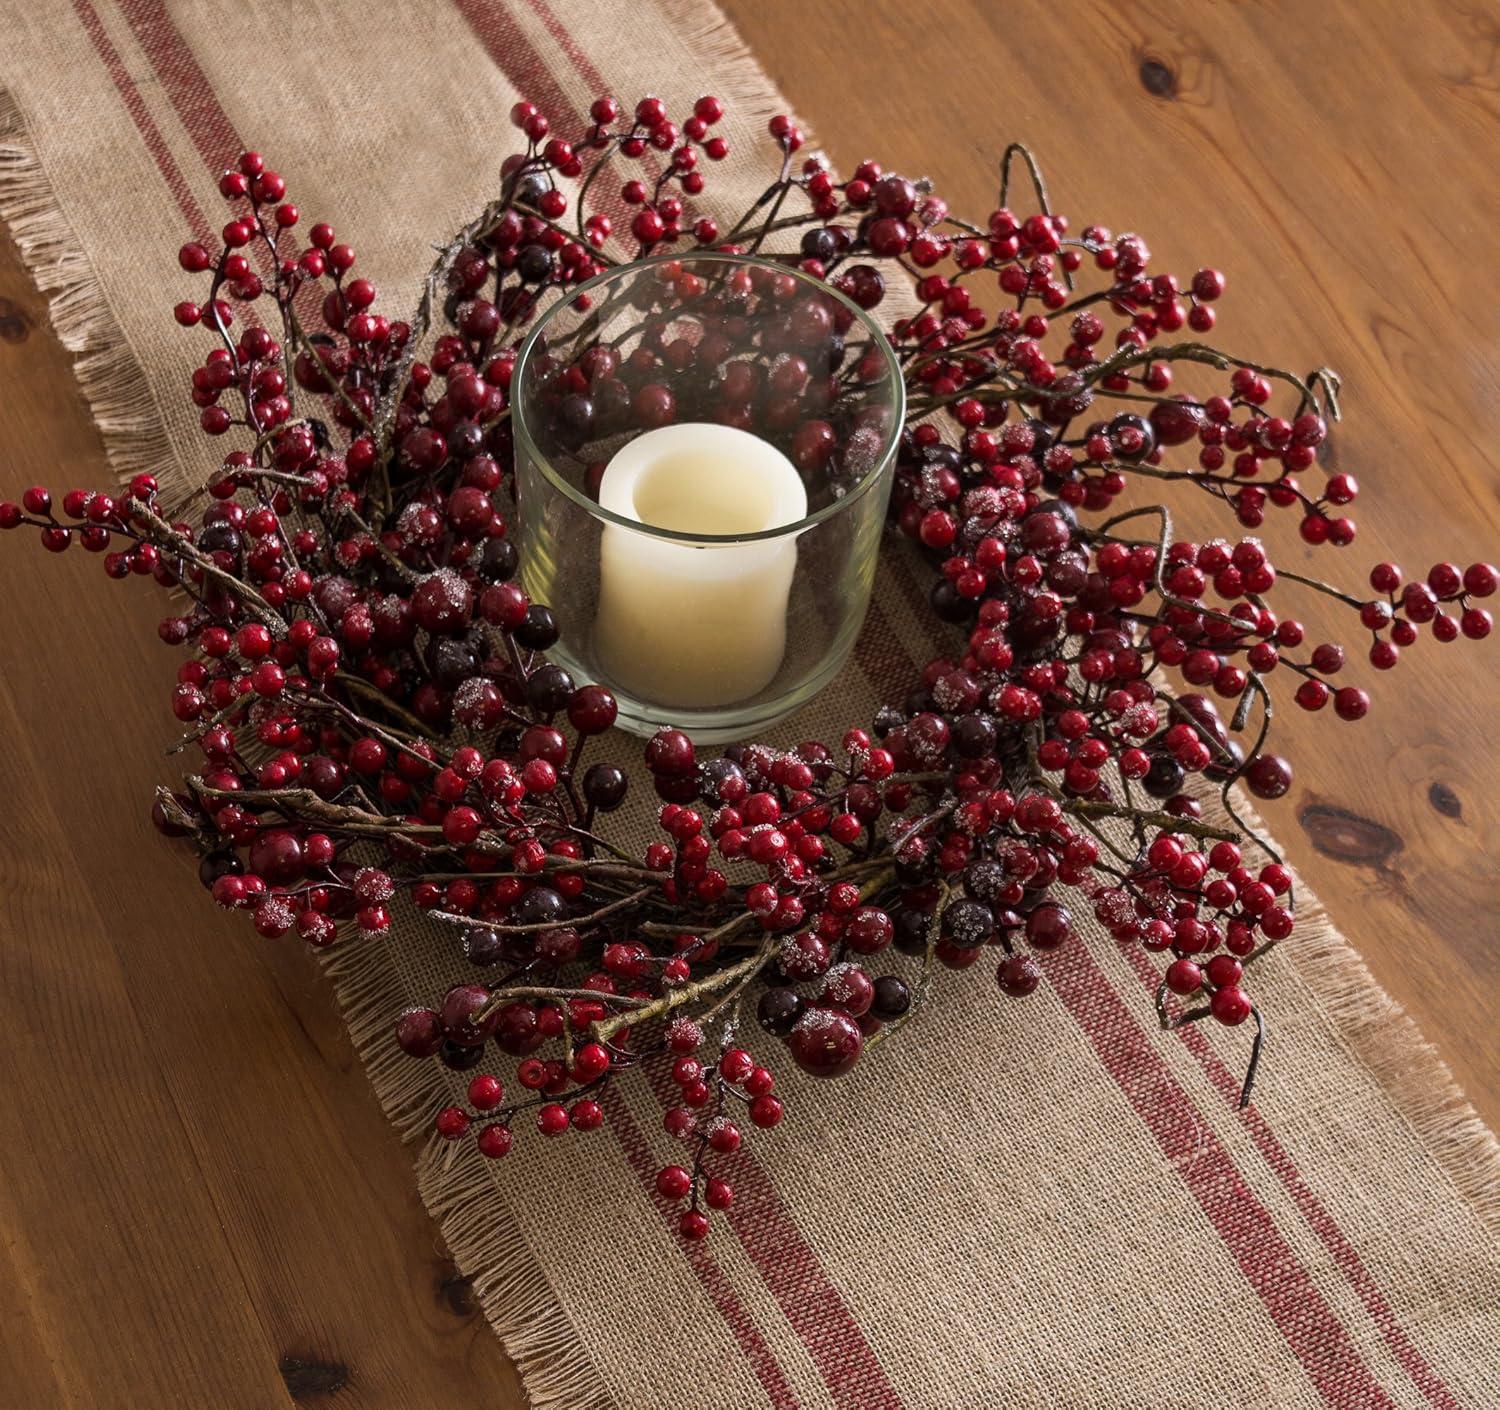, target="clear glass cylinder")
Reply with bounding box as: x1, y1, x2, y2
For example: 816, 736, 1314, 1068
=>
512, 253, 903, 741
